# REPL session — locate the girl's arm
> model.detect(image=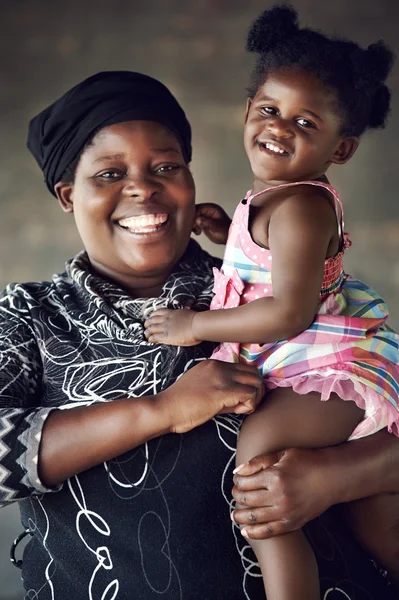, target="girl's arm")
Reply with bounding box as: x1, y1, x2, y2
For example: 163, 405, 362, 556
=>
192, 202, 232, 245
145, 190, 336, 346
231, 429, 399, 538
